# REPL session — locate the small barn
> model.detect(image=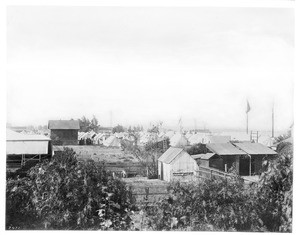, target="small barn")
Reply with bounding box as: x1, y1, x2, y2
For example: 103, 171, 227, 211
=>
192, 153, 216, 168
233, 142, 277, 176
48, 120, 80, 145
206, 143, 247, 173
158, 147, 198, 182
